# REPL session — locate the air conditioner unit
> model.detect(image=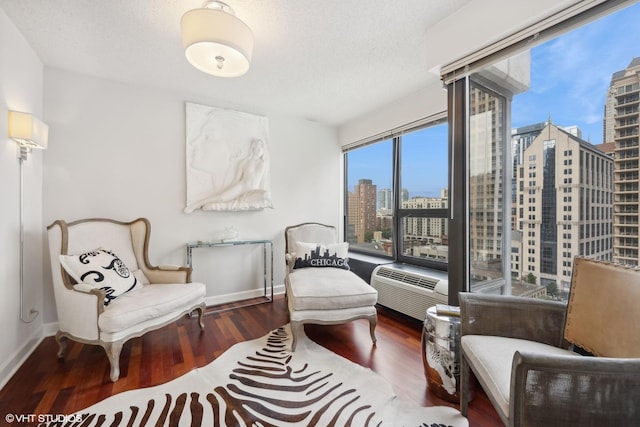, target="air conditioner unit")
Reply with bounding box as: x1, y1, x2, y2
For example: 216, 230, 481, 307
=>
371, 264, 448, 321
